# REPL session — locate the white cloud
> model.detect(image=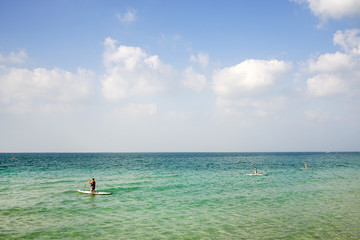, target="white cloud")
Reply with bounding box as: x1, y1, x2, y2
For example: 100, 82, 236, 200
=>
0, 66, 94, 105
212, 59, 291, 97
101, 37, 173, 101
333, 29, 360, 54
0, 50, 27, 63
307, 74, 348, 97
308, 52, 353, 72
292, 0, 360, 22
182, 66, 207, 92
212, 59, 290, 119
190, 53, 209, 69
305, 29, 360, 97
116, 9, 136, 24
